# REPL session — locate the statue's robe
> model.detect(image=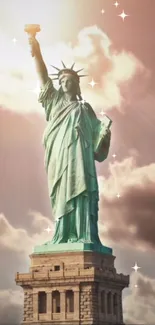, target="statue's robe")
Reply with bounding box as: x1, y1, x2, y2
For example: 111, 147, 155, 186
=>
38, 77, 111, 244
